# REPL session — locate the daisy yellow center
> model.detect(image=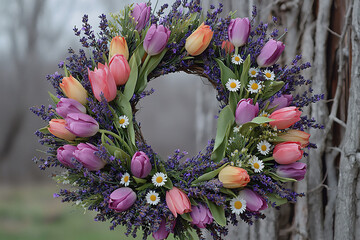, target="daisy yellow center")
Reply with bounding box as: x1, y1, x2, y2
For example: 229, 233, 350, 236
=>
234, 201, 242, 209
150, 195, 157, 201
265, 72, 272, 78
251, 83, 259, 90
156, 176, 163, 183
262, 114, 268, 117
119, 119, 125, 124
230, 82, 237, 88
261, 145, 267, 151
251, 70, 257, 75
235, 56, 240, 61
253, 162, 260, 169
124, 176, 129, 182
